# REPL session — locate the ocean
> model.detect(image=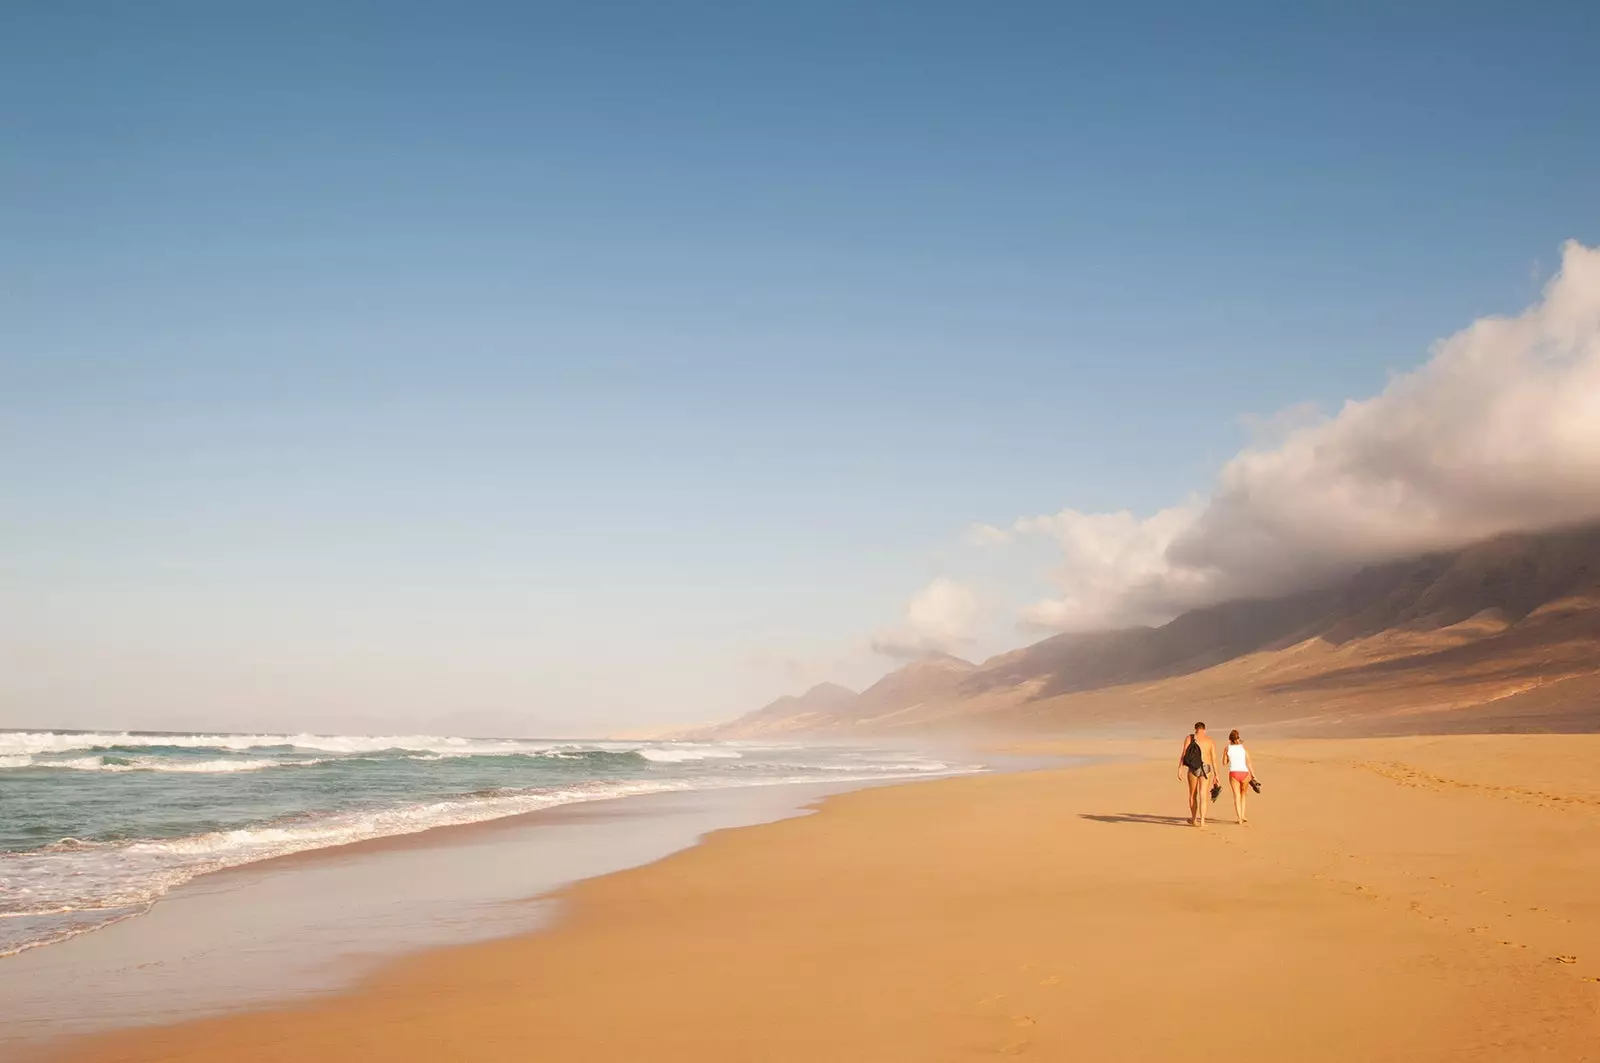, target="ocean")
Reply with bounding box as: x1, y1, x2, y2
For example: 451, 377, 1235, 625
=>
0, 730, 974, 958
